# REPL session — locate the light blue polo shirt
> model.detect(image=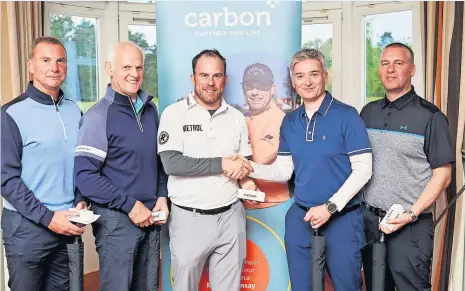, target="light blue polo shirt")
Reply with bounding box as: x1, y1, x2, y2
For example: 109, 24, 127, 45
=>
278, 92, 372, 208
